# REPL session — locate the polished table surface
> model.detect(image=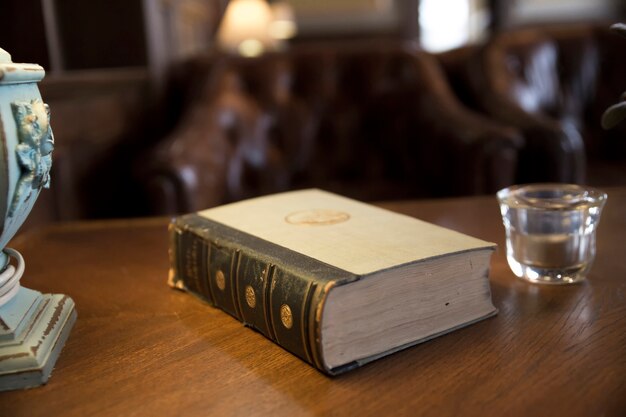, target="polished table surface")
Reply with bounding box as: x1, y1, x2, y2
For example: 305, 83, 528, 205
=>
1, 189, 625, 417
